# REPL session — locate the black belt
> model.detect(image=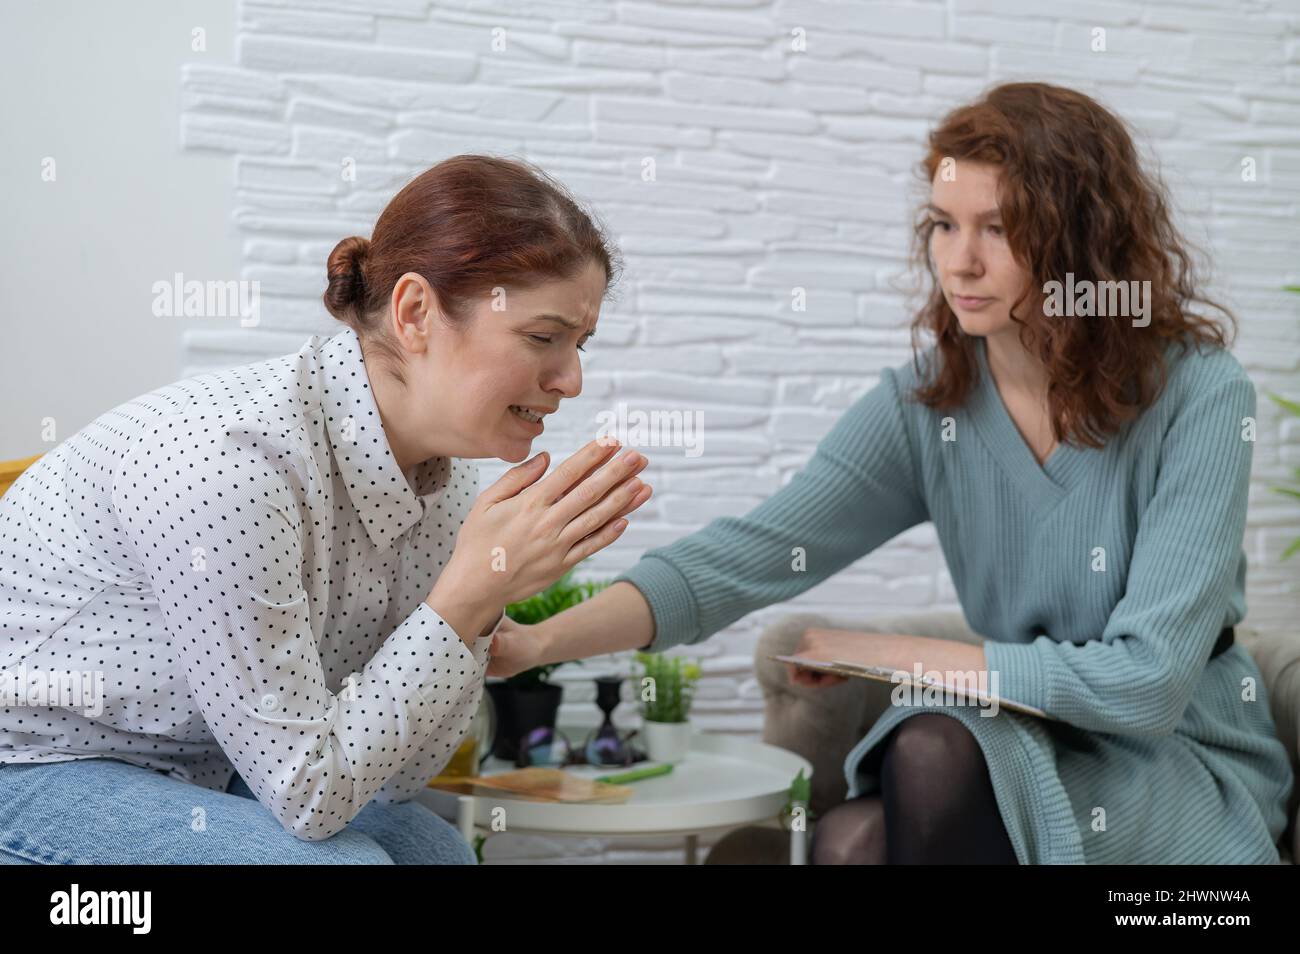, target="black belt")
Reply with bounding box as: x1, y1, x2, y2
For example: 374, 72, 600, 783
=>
1210, 625, 1235, 660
